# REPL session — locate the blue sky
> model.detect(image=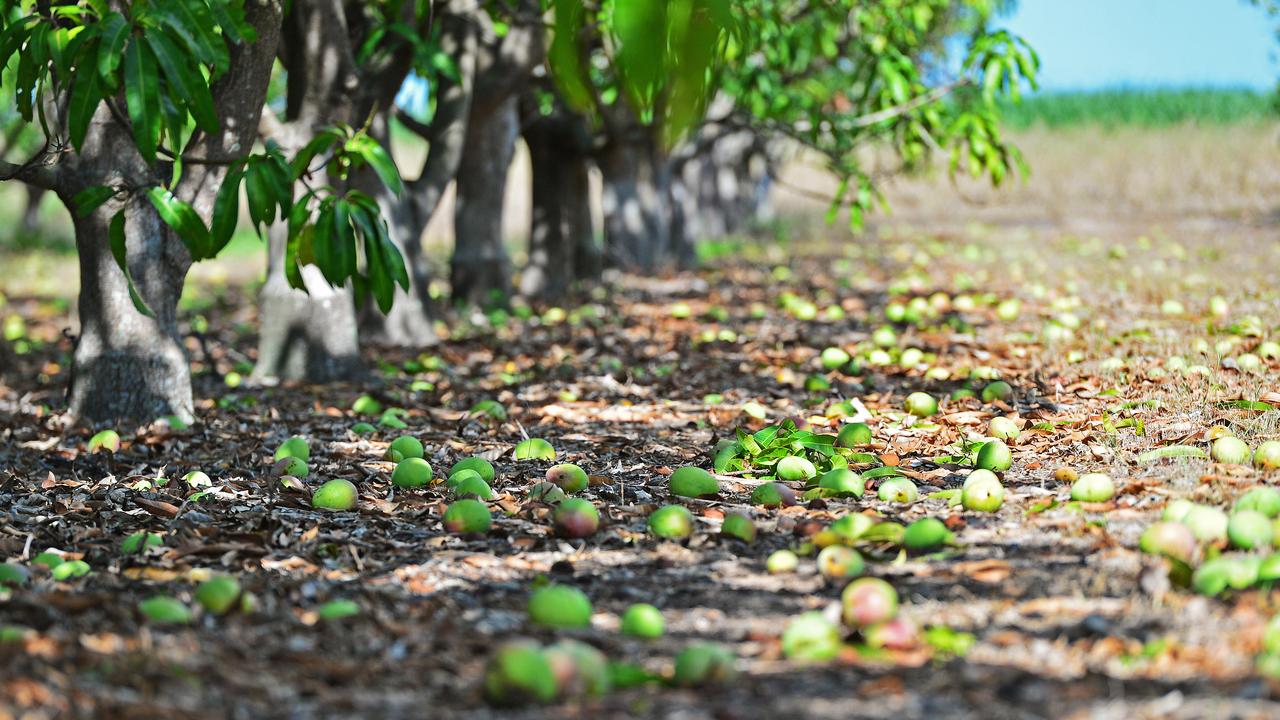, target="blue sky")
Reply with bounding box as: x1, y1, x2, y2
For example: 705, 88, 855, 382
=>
1003, 0, 1278, 91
